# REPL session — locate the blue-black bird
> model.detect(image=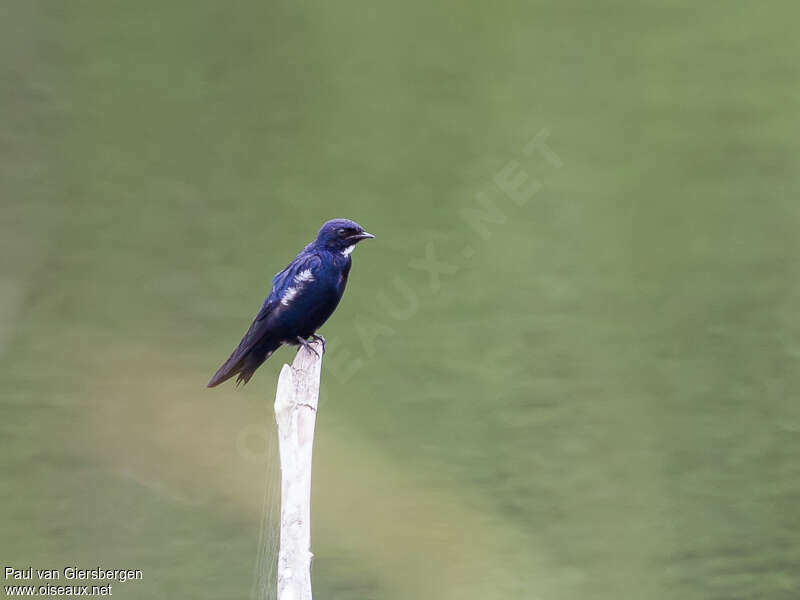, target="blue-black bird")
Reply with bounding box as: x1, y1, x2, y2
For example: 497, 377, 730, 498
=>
208, 218, 375, 388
